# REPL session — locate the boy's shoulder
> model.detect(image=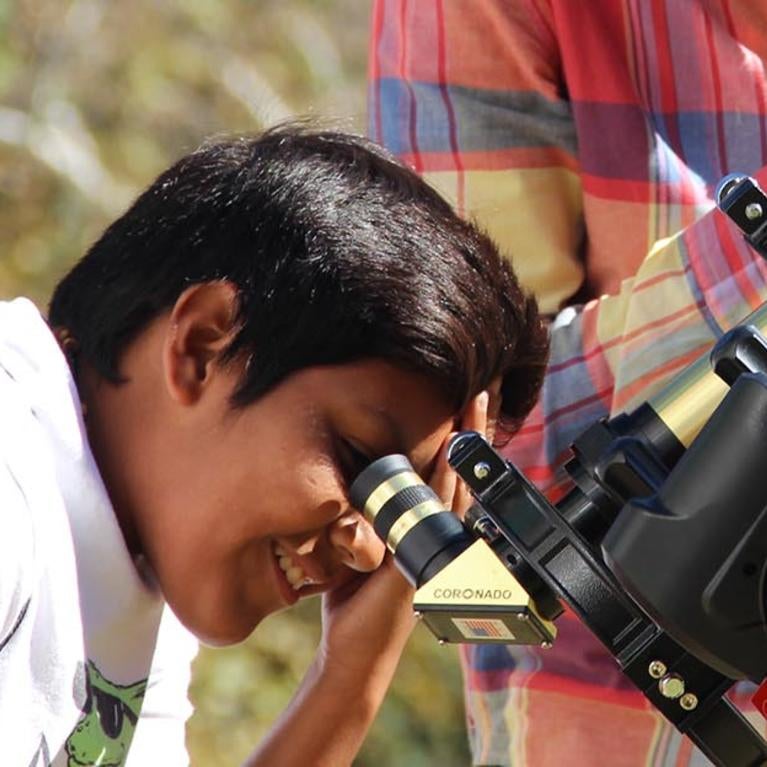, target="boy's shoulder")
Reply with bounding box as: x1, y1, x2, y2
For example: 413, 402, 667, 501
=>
0, 425, 36, 647
0, 310, 79, 646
